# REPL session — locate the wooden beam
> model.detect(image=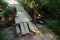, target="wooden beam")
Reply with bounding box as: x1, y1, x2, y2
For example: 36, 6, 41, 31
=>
28, 22, 35, 32
23, 22, 30, 33
16, 25, 20, 34
20, 23, 26, 34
